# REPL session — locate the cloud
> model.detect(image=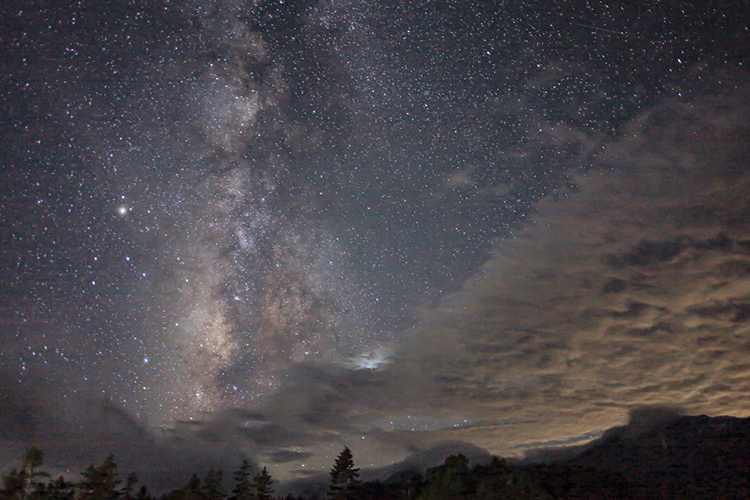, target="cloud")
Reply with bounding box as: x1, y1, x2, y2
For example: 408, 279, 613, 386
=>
200, 77, 750, 476
266, 450, 315, 464
0, 372, 255, 493
621, 405, 685, 432
395, 77, 750, 457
